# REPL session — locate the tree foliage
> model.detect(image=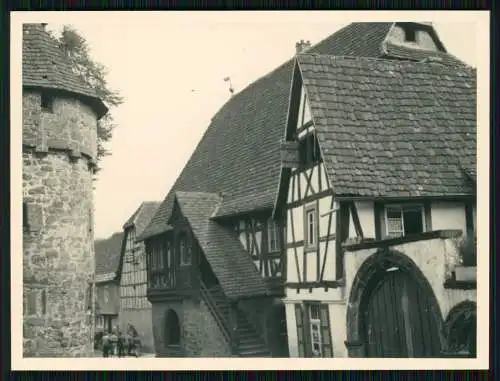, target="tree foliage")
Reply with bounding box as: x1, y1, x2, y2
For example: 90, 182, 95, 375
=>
54, 25, 124, 174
